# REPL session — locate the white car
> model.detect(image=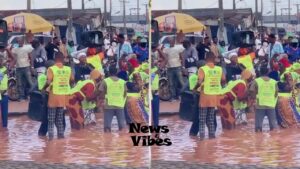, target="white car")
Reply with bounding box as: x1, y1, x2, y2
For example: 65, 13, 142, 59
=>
8, 34, 53, 48
159, 34, 204, 48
